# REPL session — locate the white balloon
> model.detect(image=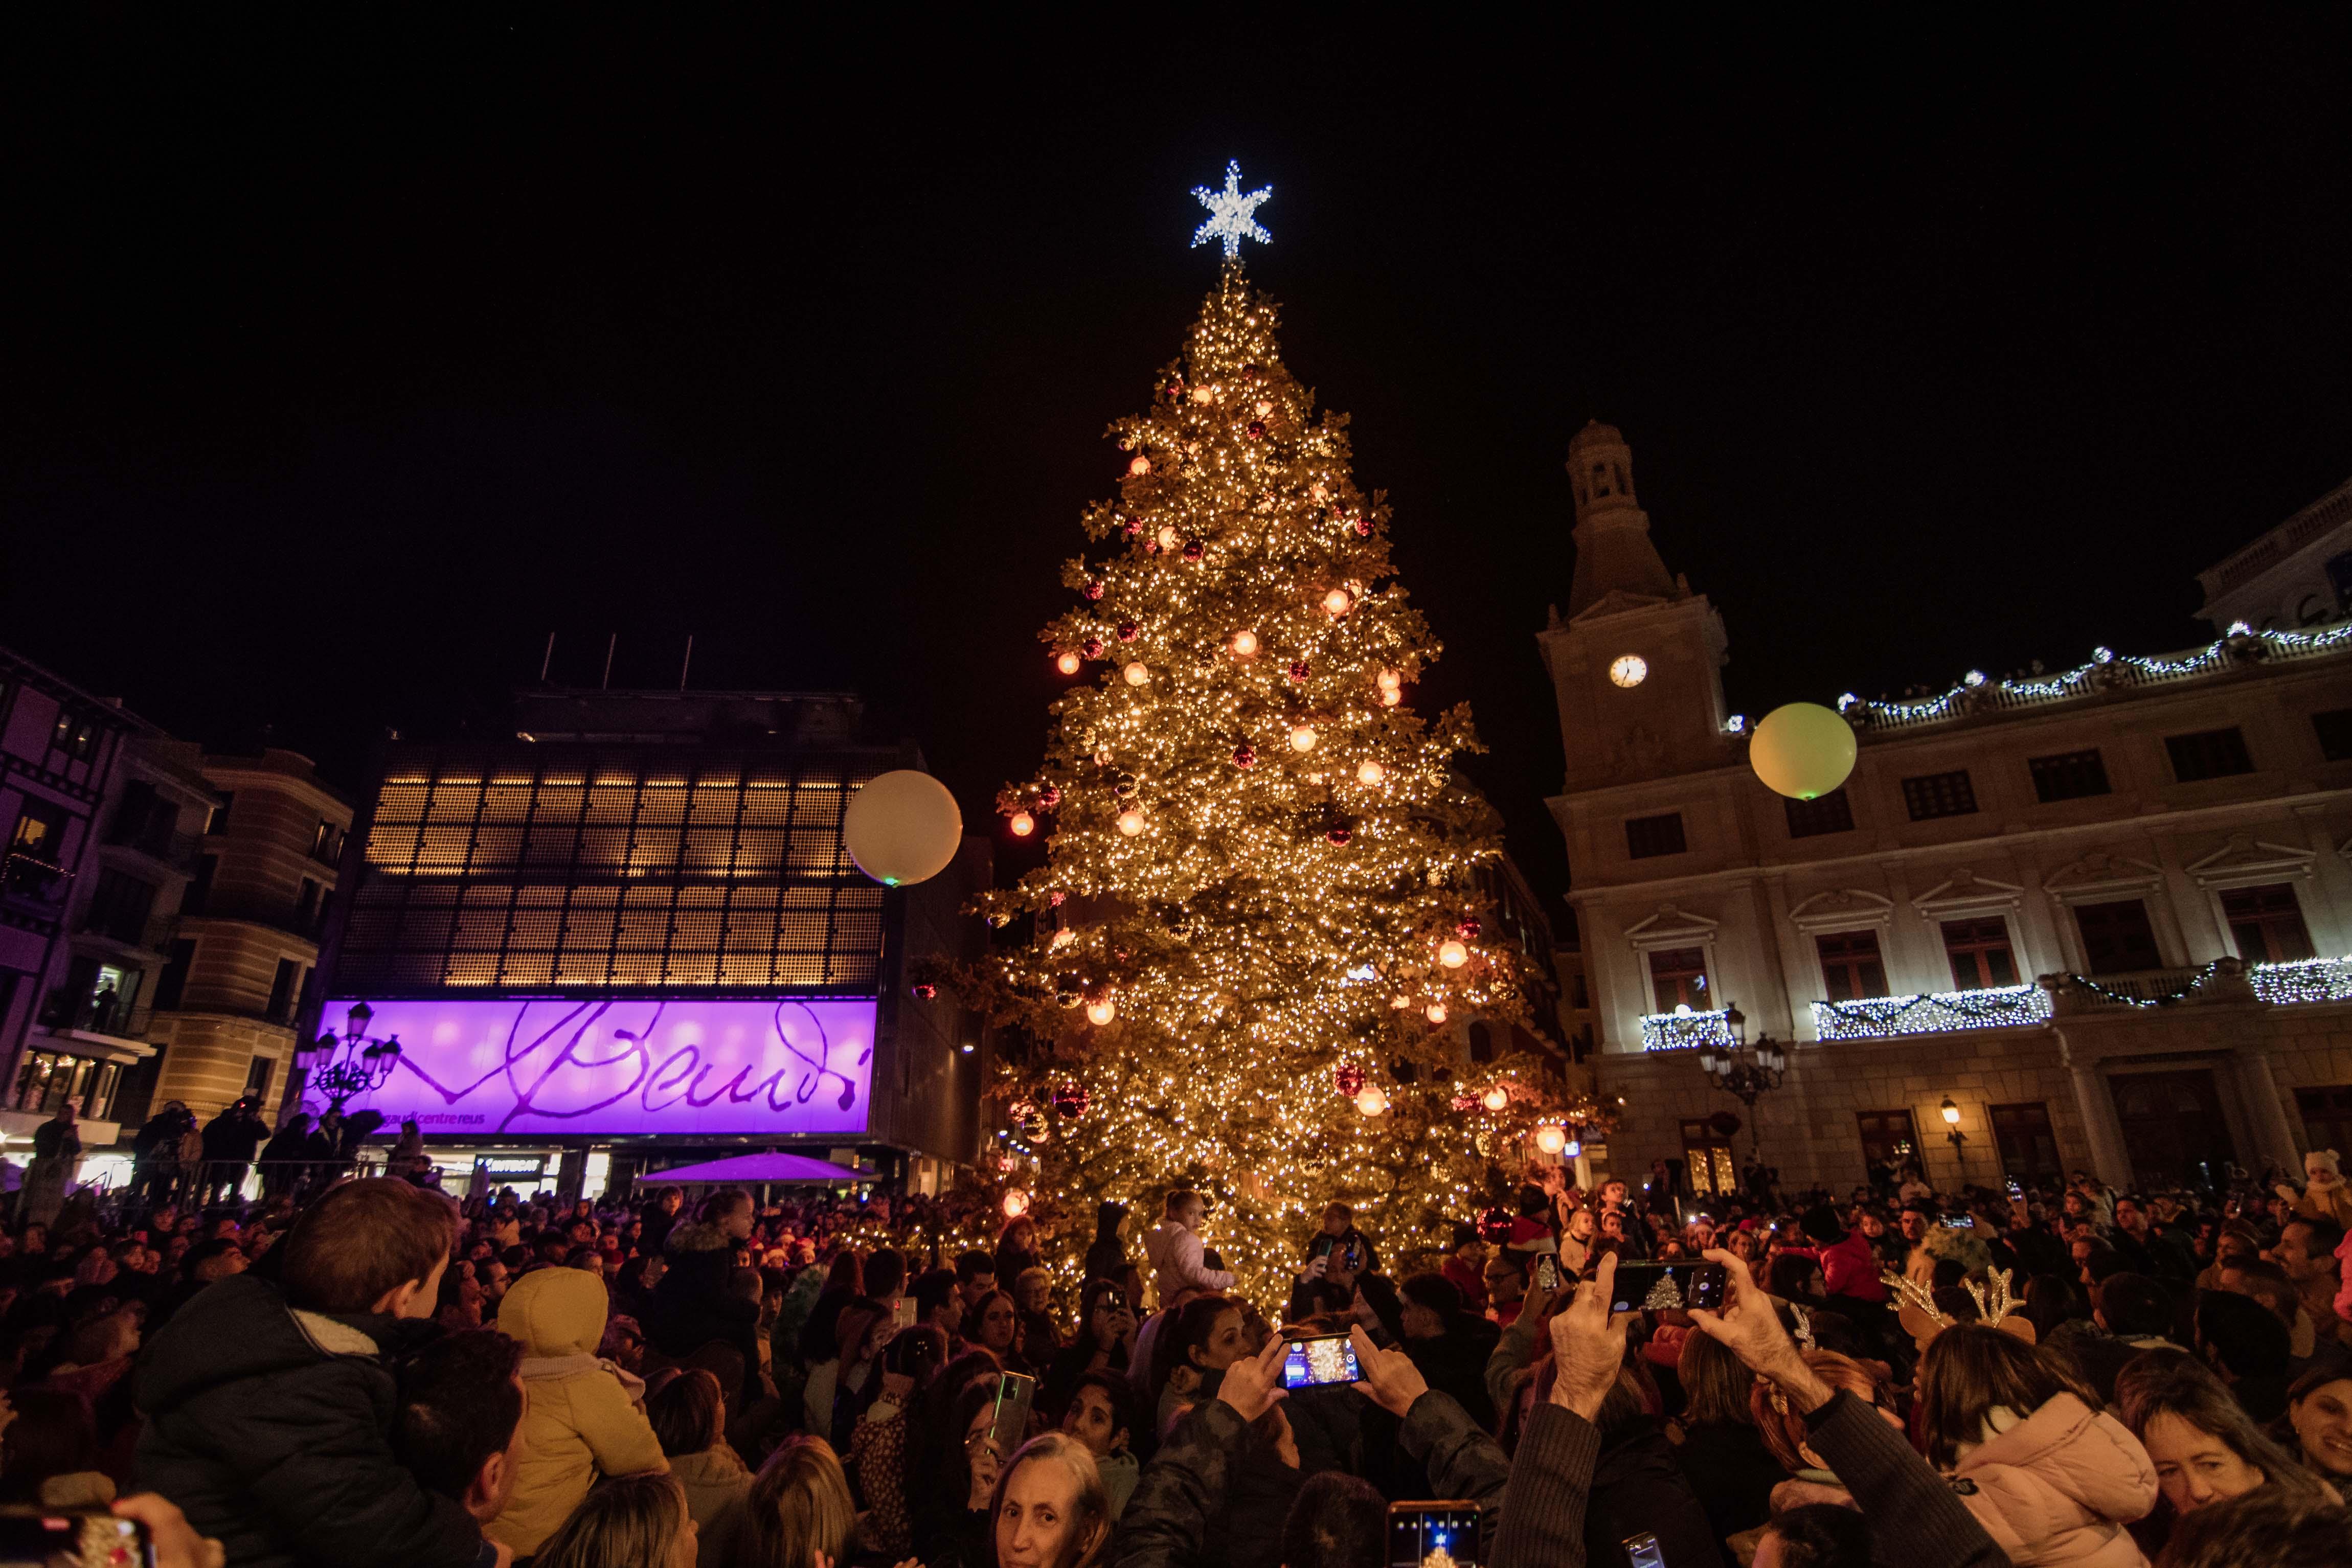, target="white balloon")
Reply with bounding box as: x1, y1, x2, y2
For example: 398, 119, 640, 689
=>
842, 770, 964, 887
